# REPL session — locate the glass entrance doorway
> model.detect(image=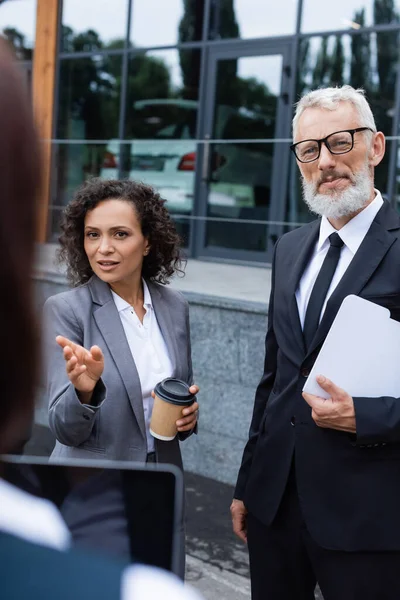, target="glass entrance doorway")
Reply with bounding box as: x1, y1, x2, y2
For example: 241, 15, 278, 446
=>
195, 42, 293, 262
